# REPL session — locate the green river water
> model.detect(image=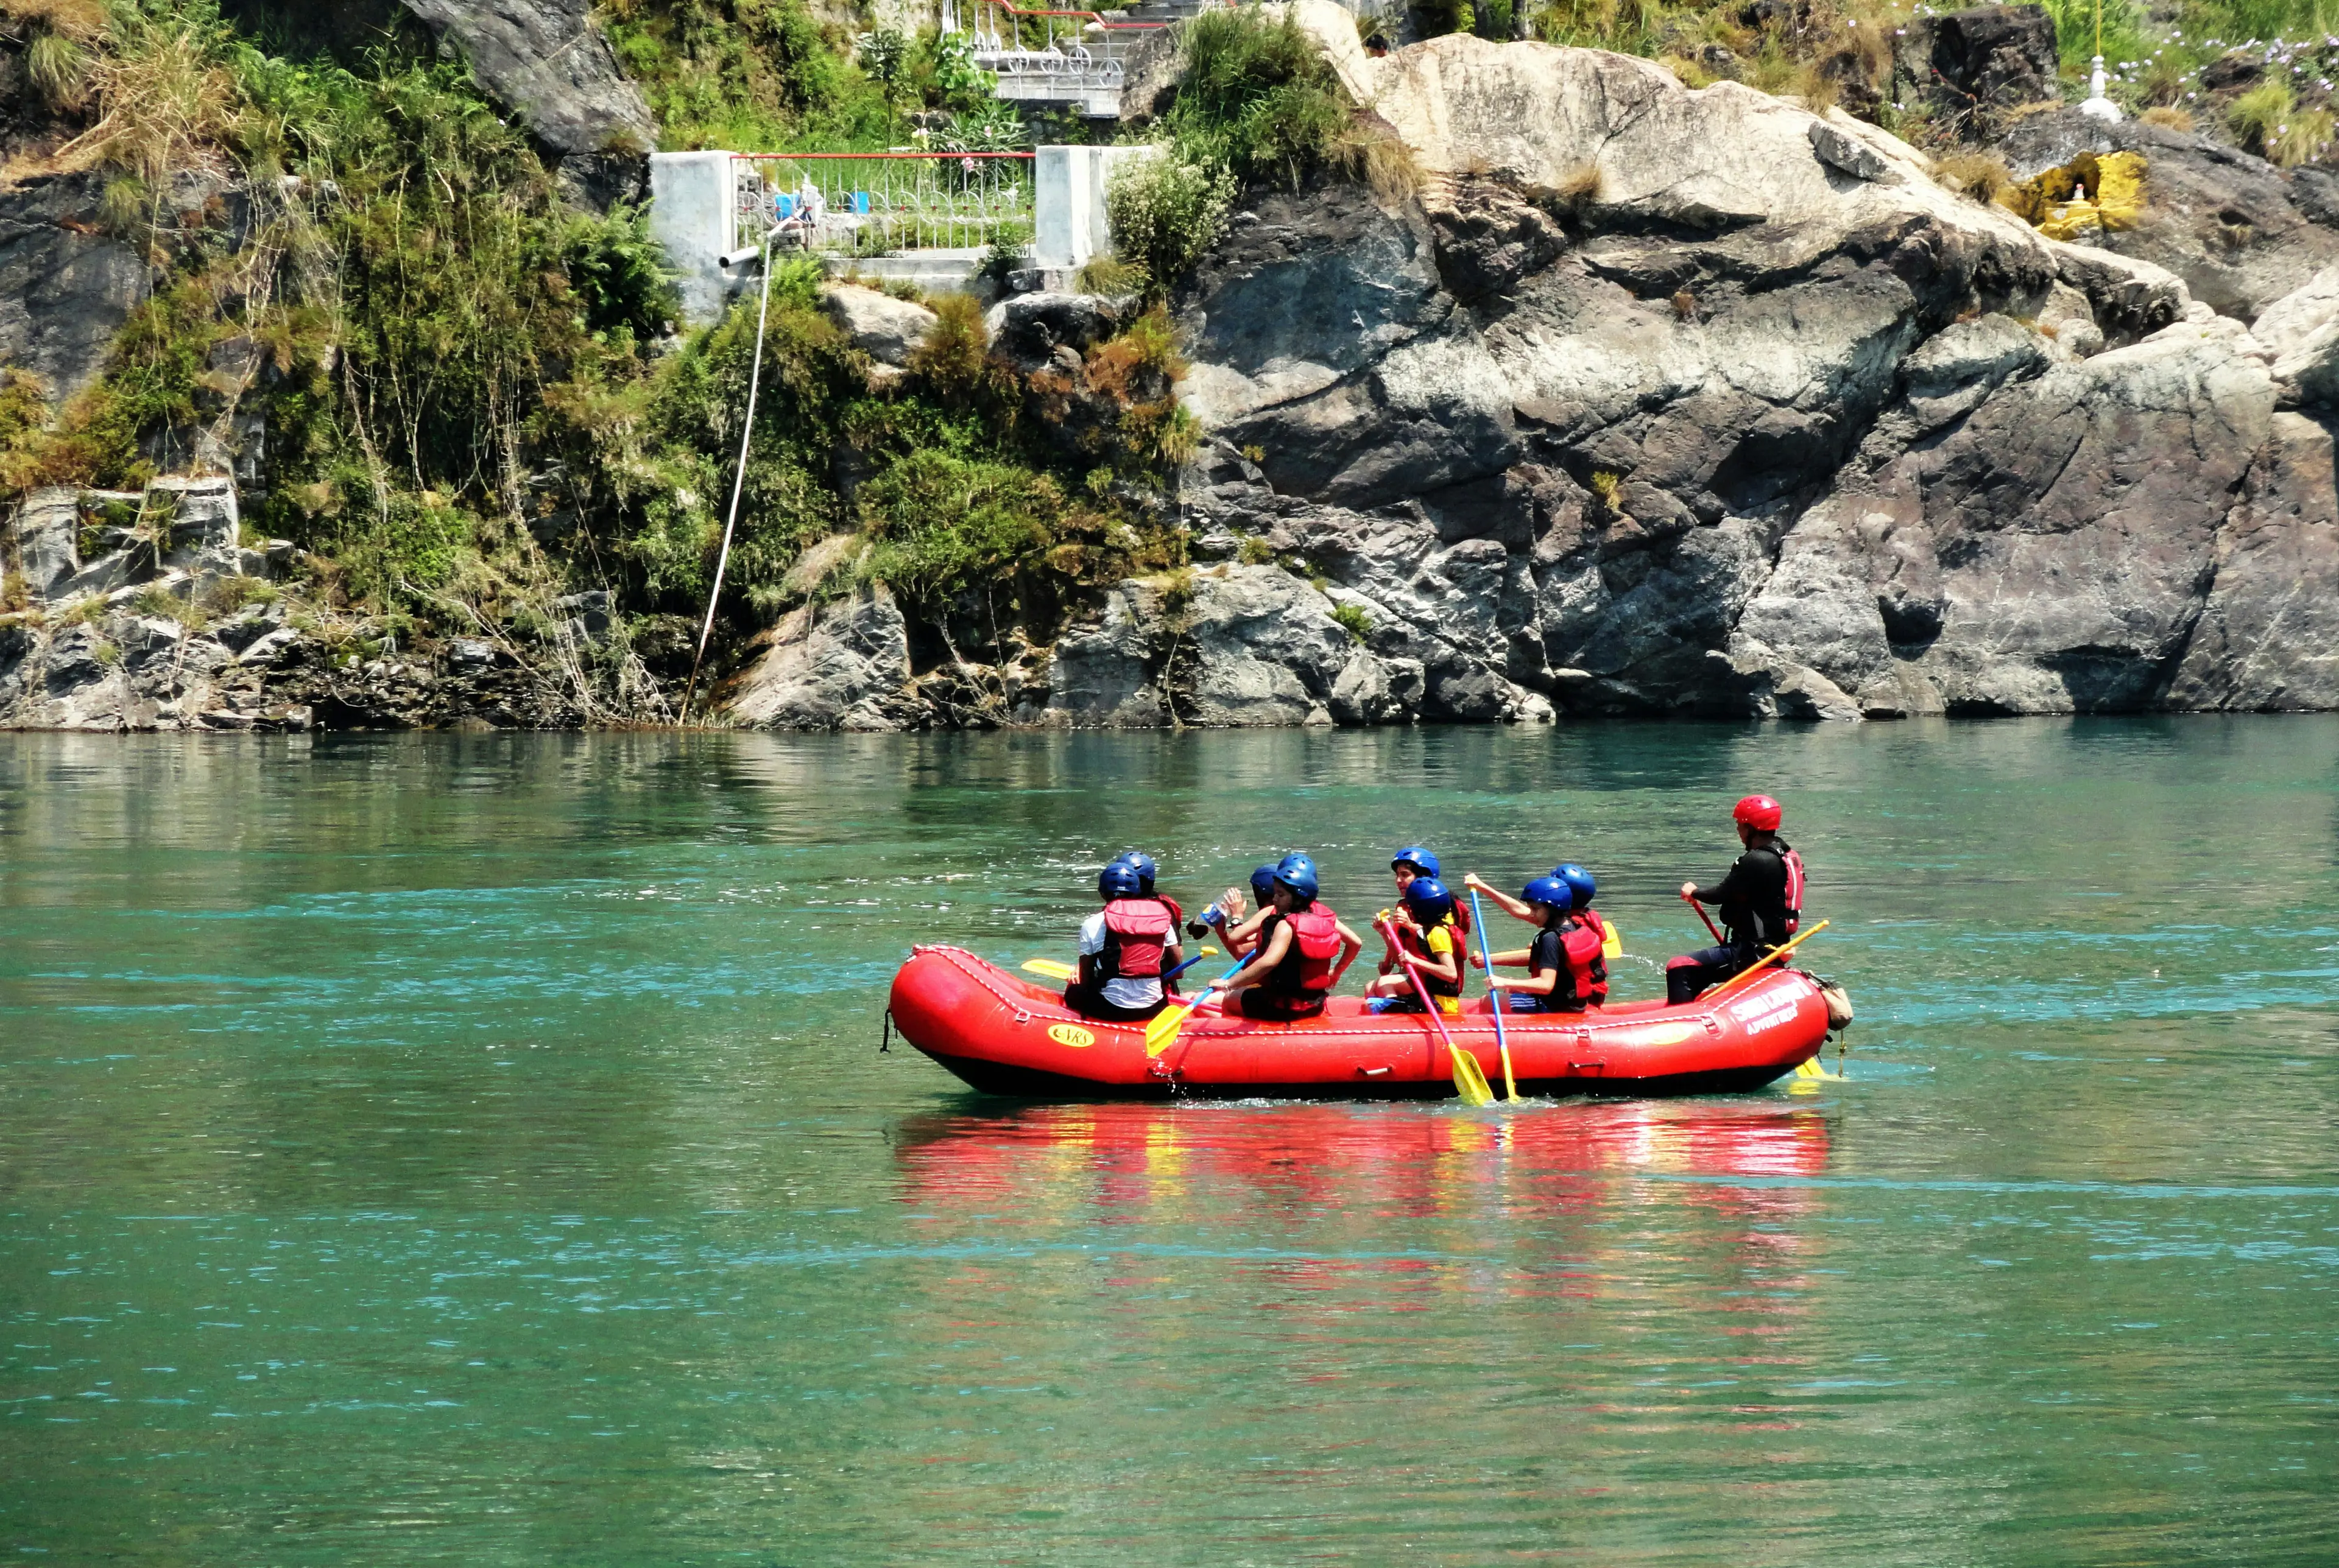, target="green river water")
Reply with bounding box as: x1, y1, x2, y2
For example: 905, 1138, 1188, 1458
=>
2, 721, 2336, 1564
